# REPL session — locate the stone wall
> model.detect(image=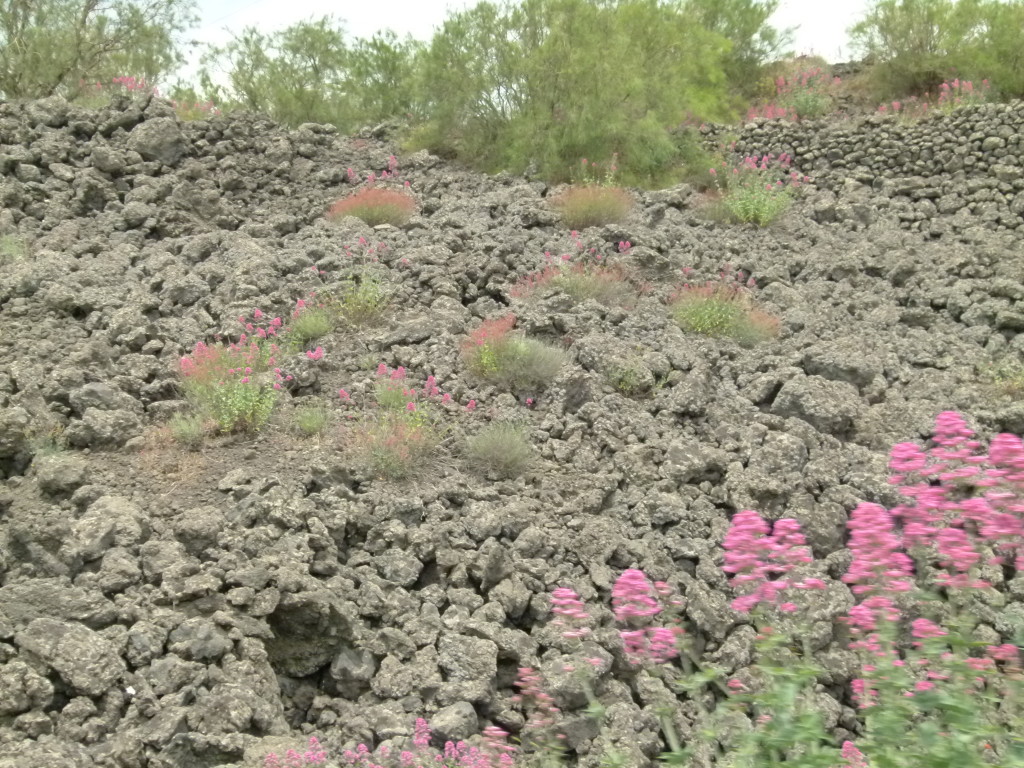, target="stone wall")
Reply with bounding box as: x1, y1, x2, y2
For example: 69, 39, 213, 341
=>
723, 101, 1024, 236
